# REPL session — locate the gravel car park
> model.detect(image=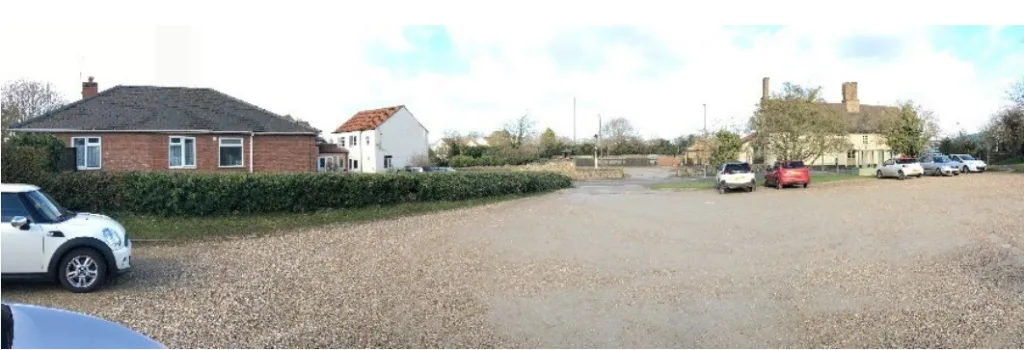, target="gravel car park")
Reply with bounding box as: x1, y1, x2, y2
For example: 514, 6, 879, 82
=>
2, 173, 1023, 348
